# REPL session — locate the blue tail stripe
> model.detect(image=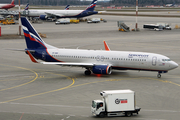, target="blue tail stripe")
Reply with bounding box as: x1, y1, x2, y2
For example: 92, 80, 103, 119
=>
21, 17, 46, 49
21, 17, 42, 41
86, 0, 97, 11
